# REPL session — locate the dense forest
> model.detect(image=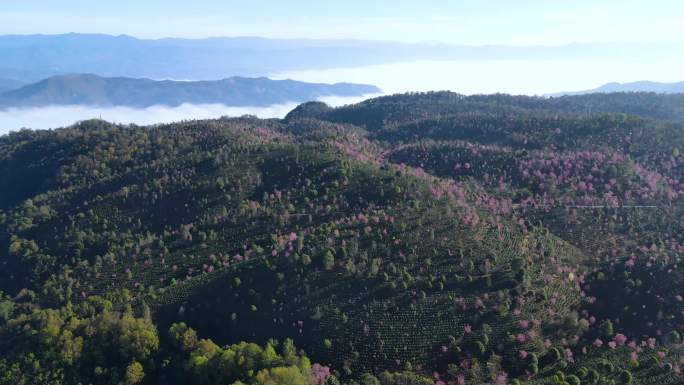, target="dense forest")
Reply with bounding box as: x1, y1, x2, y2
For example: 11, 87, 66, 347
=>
2, 91, 684, 385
